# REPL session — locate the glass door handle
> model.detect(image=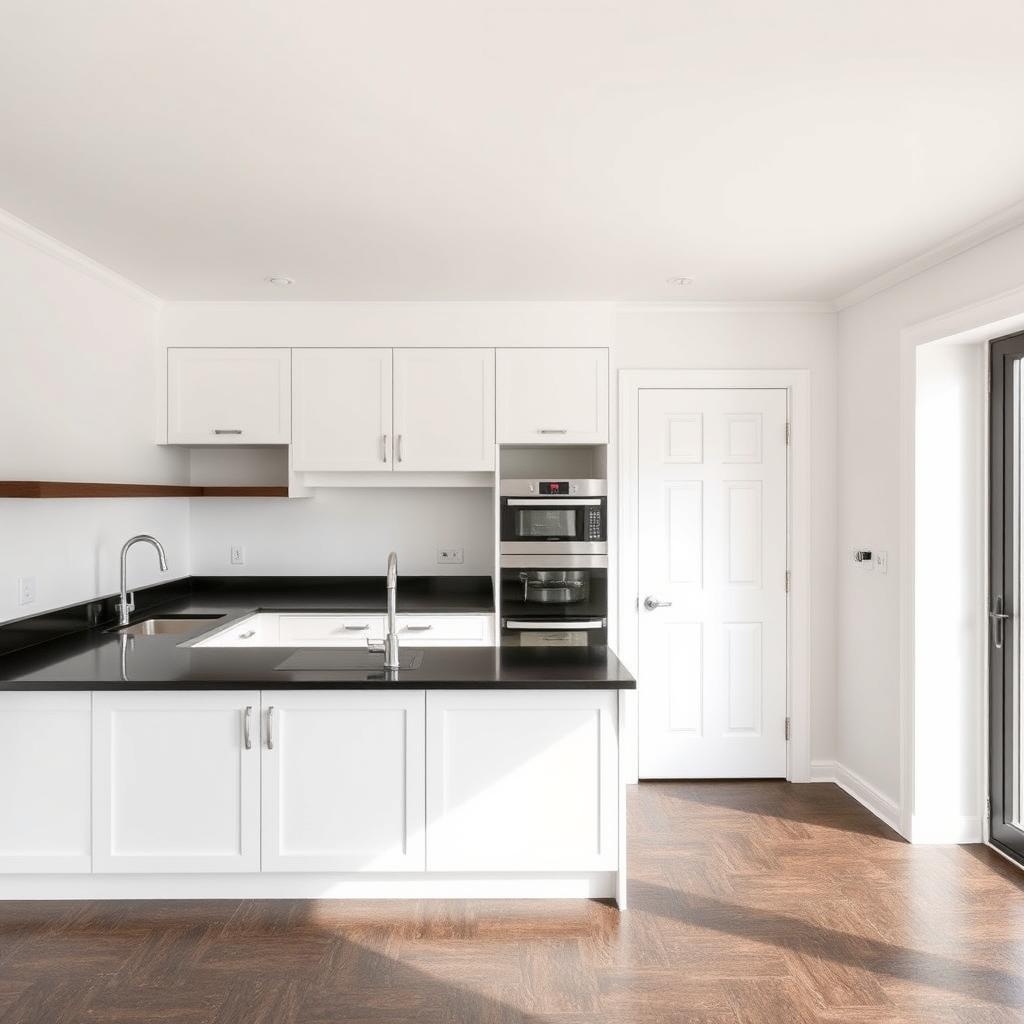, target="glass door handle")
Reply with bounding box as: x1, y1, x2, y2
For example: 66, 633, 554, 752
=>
991, 597, 1010, 649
